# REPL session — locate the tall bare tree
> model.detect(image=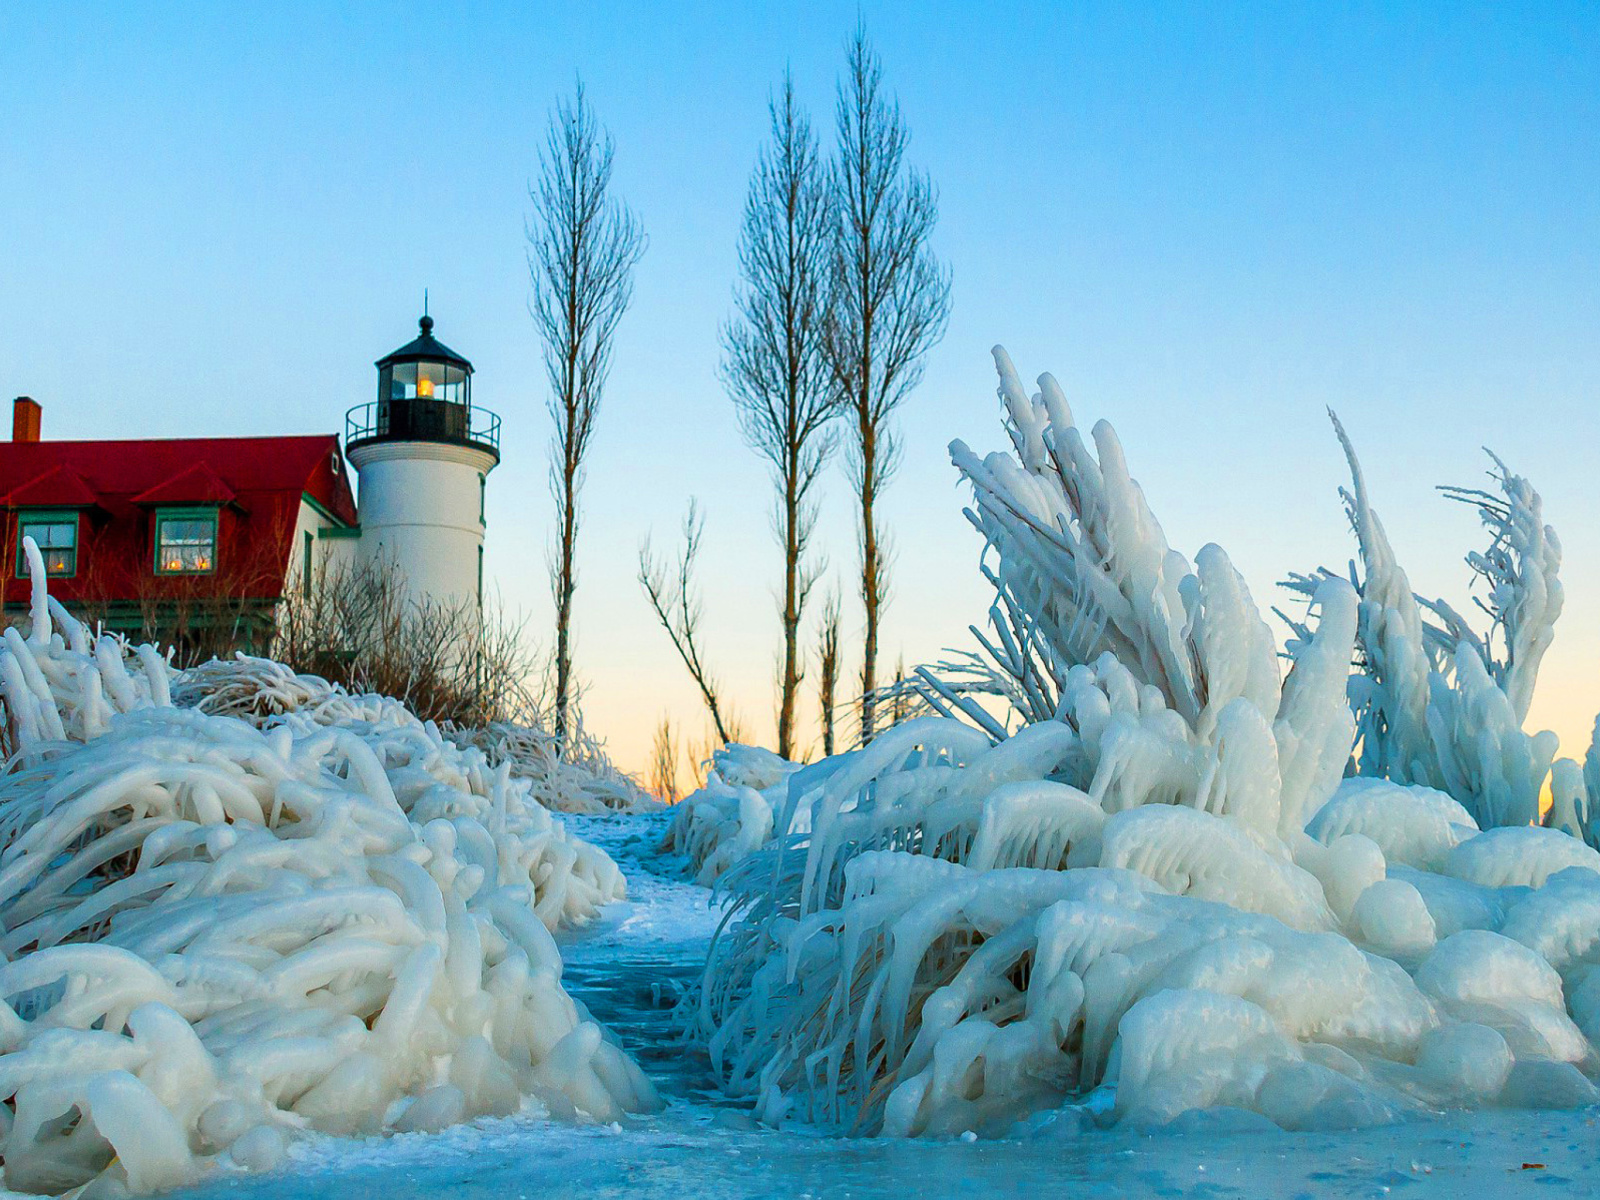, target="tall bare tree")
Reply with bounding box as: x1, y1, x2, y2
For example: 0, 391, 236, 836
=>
722, 73, 839, 760
829, 29, 950, 742
528, 81, 646, 743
